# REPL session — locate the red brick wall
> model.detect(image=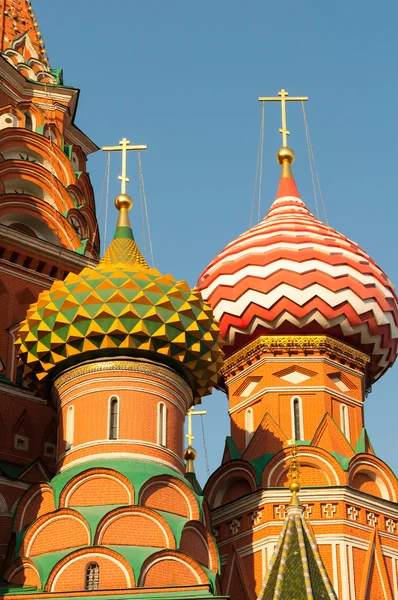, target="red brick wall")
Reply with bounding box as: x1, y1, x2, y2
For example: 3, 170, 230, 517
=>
100, 513, 170, 548
65, 475, 131, 507
49, 553, 132, 592
141, 483, 192, 518
21, 513, 89, 557
180, 527, 209, 567
142, 557, 202, 587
